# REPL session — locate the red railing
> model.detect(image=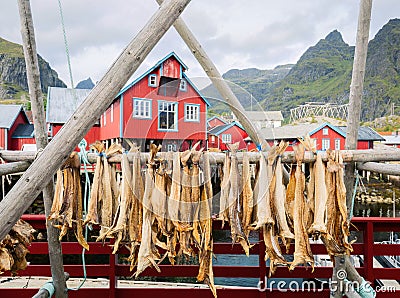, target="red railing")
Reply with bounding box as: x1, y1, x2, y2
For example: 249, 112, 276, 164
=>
1, 216, 399, 298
